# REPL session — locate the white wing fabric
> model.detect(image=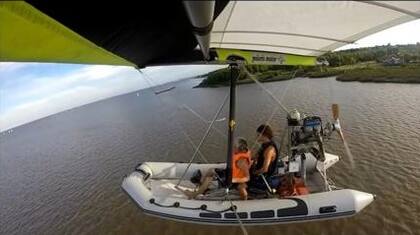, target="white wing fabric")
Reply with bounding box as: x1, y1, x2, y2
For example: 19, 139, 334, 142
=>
211, 1, 420, 56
